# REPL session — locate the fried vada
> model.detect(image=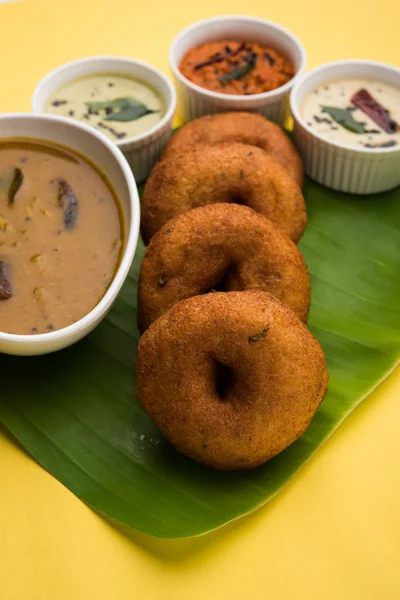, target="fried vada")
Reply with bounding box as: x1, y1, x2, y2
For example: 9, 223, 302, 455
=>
138, 204, 310, 332
141, 143, 307, 243
162, 112, 304, 185
136, 291, 329, 470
